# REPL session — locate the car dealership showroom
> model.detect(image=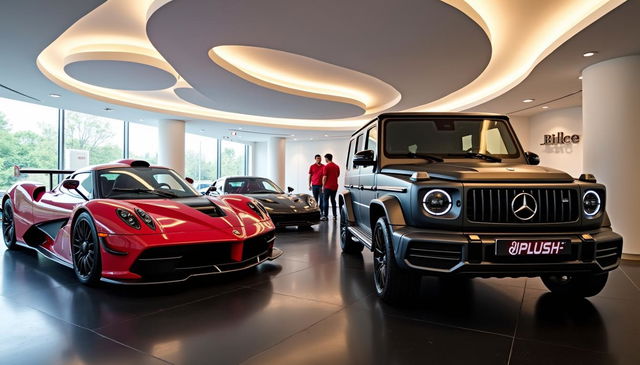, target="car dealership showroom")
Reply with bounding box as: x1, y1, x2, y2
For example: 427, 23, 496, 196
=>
1, 0, 640, 364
